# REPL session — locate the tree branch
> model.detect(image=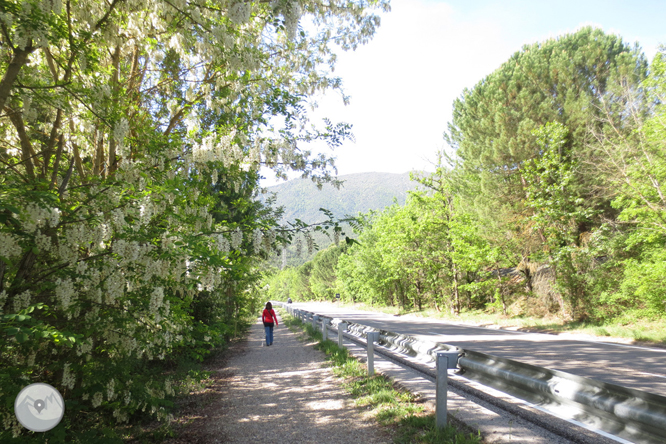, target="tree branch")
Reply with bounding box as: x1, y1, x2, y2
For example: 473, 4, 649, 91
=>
5, 107, 36, 181
0, 44, 34, 113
